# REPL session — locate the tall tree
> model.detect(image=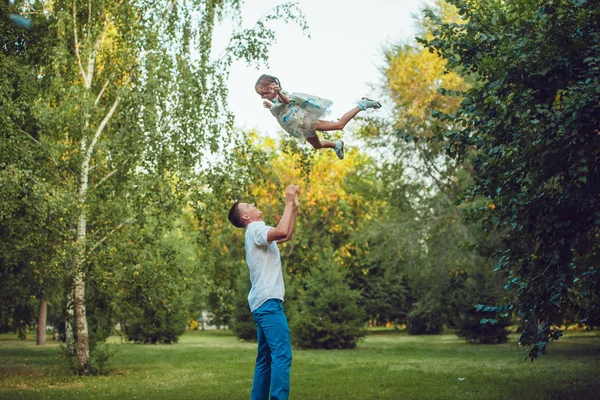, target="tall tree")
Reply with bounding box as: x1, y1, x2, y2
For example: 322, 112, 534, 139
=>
420, 0, 600, 358
1, 0, 70, 343
14, 0, 306, 373
357, 0, 507, 335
